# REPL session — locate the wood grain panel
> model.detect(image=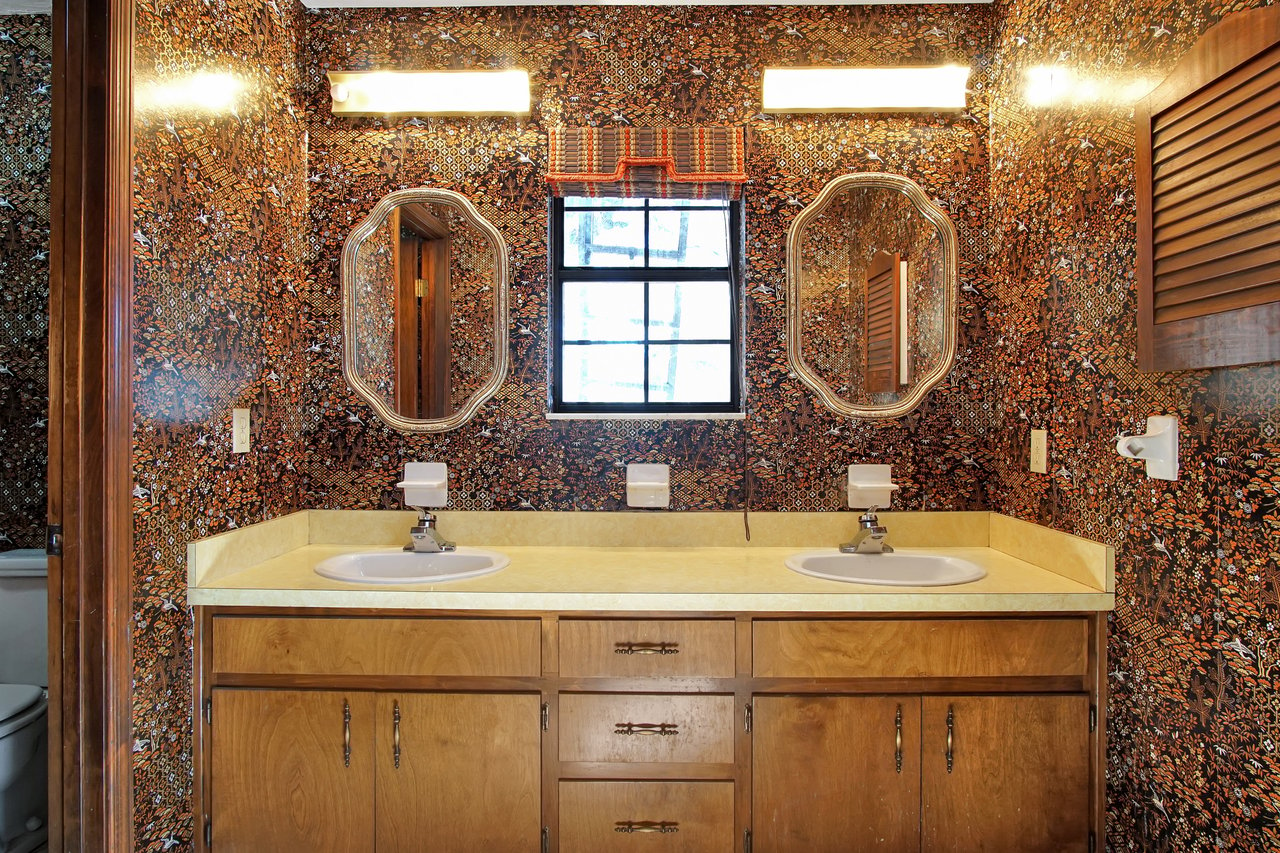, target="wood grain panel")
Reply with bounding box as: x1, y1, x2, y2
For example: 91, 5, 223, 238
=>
559, 694, 735, 764
1137, 4, 1280, 370
376, 693, 541, 851
559, 619, 736, 678
863, 250, 900, 394
559, 781, 735, 853
921, 695, 1090, 853
211, 689, 375, 852
752, 618, 1088, 679
753, 696, 921, 852
213, 616, 541, 677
